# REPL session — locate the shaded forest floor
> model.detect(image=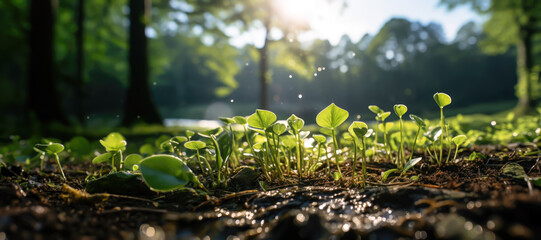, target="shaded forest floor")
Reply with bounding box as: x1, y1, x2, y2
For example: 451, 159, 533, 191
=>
1, 144, 540, 240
